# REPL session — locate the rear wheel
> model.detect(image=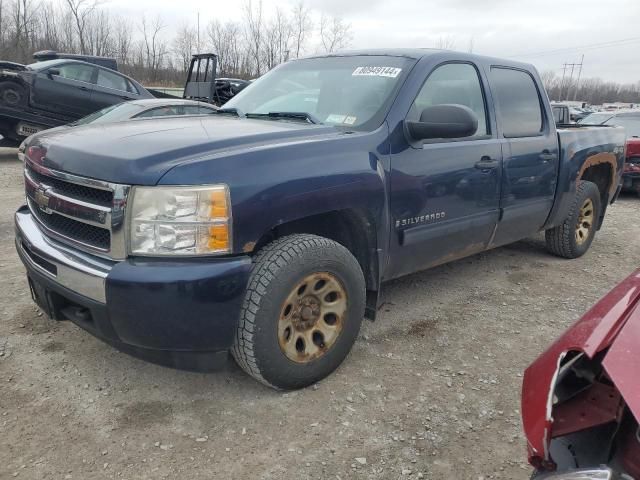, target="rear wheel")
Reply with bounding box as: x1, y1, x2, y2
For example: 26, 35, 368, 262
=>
545, 181, 601, 259
0, 81, 27, 108
232, 234, 365, 390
